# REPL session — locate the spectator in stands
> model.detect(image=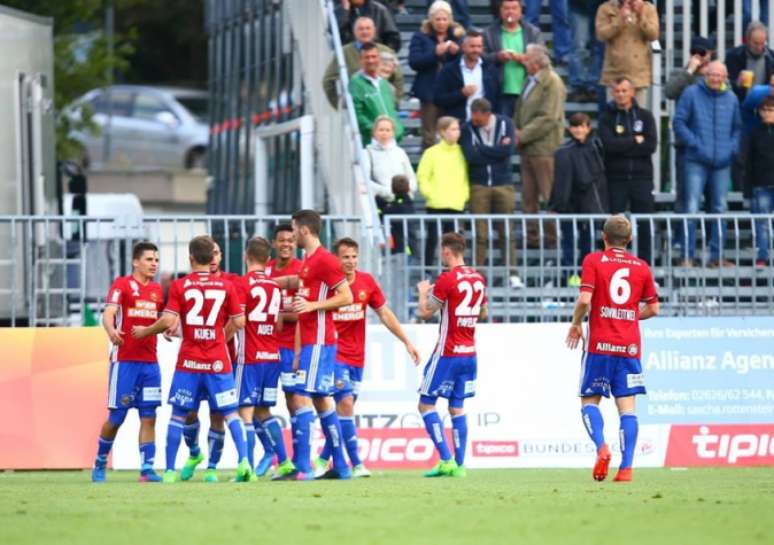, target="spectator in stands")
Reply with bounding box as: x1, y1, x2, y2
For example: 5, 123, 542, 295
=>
460, 98, 518, 272
408, 1, 465, 149
361, 115, 417, 211
417, 116, 469, 266
595, 0, 659, 105
379, 50, 402, 100
742, 72, 774, 132
514, 43, 566, 248
426, 0, 470, 29
568, 0, 605, 102
523, 0, 572, 66
383, 174, 417, 256
349, 42, 405, 146
674, 61, 742, 267
726, 21, 774, 101
598, 76, 657, 264
482, 0, 544, 117
549, 112, 609, 267
336, 0, 402, 52
433, 30, 500, 121
323, 17, 404, 108
749, 95, 774, 267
